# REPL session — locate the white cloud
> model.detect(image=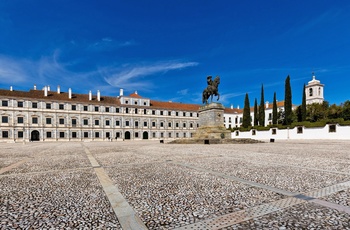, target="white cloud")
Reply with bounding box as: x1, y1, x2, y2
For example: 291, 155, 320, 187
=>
102, 61, 198, 90
0, 55, 33, 83
177, 89, 189, 95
